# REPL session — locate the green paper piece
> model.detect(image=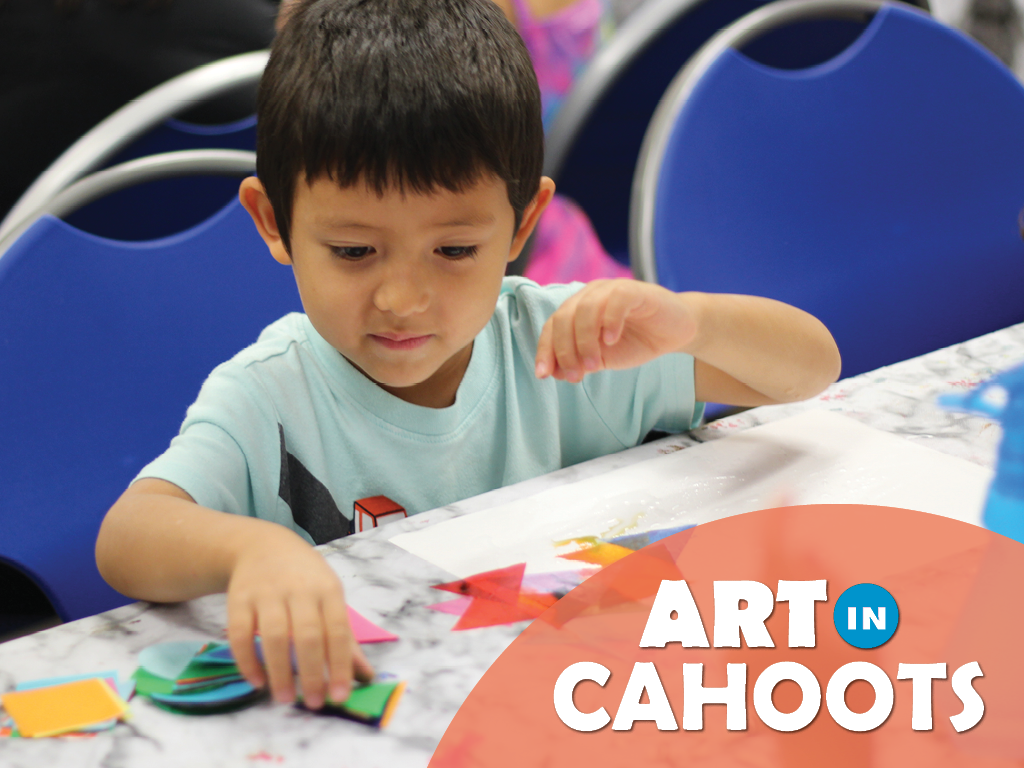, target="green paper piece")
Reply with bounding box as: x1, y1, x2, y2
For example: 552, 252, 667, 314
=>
177, 658, 240, 682
330, 681, 399, 721
132, 667, 176, 697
